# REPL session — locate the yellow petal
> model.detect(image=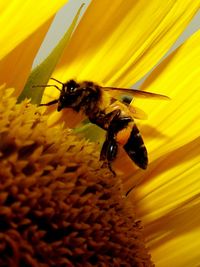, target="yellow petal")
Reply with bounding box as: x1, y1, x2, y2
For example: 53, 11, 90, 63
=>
53, 0, 199, 87
129, 29, 200, 180
152, 229, 200, 267
0, 18, 52, 95
0, 0, 68, 60
125, 30, 200, 266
